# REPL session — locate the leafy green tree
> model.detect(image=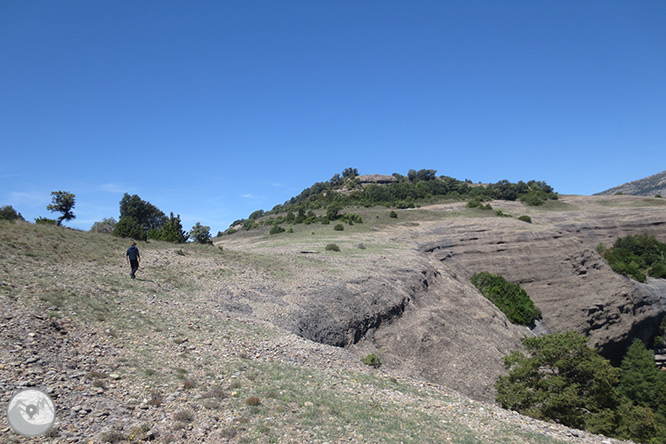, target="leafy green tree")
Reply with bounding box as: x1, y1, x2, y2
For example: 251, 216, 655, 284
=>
90, 217, 117, 234
47, 191, 76, 226
119, 193, 167, 234
112, 217, 146, 240
0, 205, 24, 221
415, 169, 437, 182
342, 167, 358, 178
619, 340, 666, 413
190, 222, 212, 244
150, 213, 188, 243
496, 331, 621, 430
326, 203, 342, 220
